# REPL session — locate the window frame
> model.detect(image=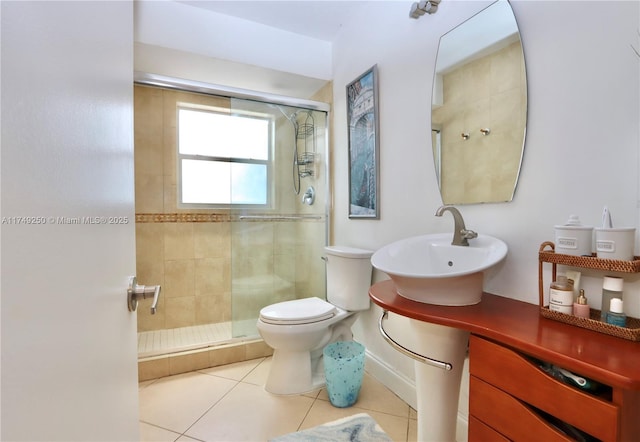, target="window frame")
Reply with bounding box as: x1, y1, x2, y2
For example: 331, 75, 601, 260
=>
176, 103, 274, 209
